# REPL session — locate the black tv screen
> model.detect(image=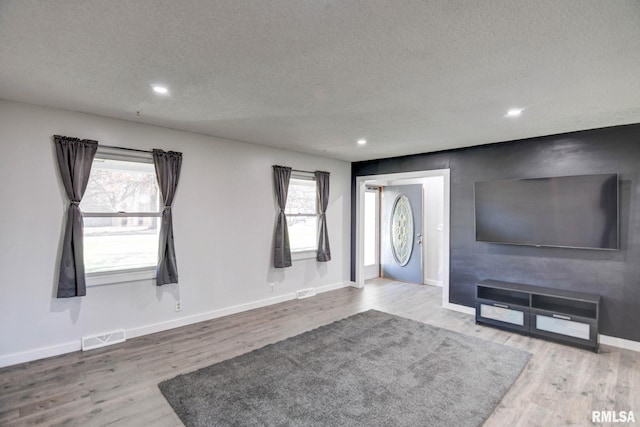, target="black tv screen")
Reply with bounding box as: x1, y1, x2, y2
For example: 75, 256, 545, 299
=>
474, 173, 618, 250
